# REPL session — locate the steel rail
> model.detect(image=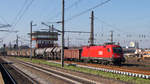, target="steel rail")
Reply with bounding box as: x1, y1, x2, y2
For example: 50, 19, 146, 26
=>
48, 60, 150, 79
0, 58, 39, 84
0, 64, 17, 84
9, 64, 39, 84
17, 61, 100, 84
